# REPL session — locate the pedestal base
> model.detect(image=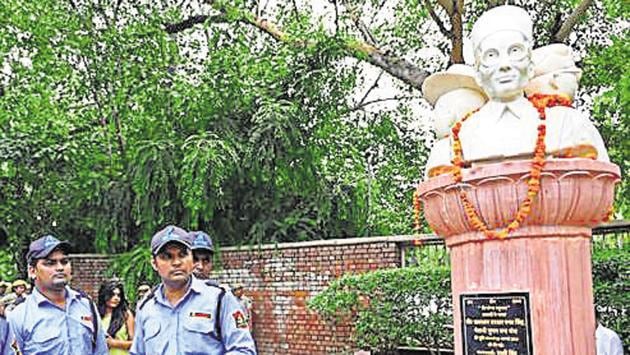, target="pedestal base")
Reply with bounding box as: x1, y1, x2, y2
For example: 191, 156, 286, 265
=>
450, 226, 595, 354
417, 159, 620, 355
